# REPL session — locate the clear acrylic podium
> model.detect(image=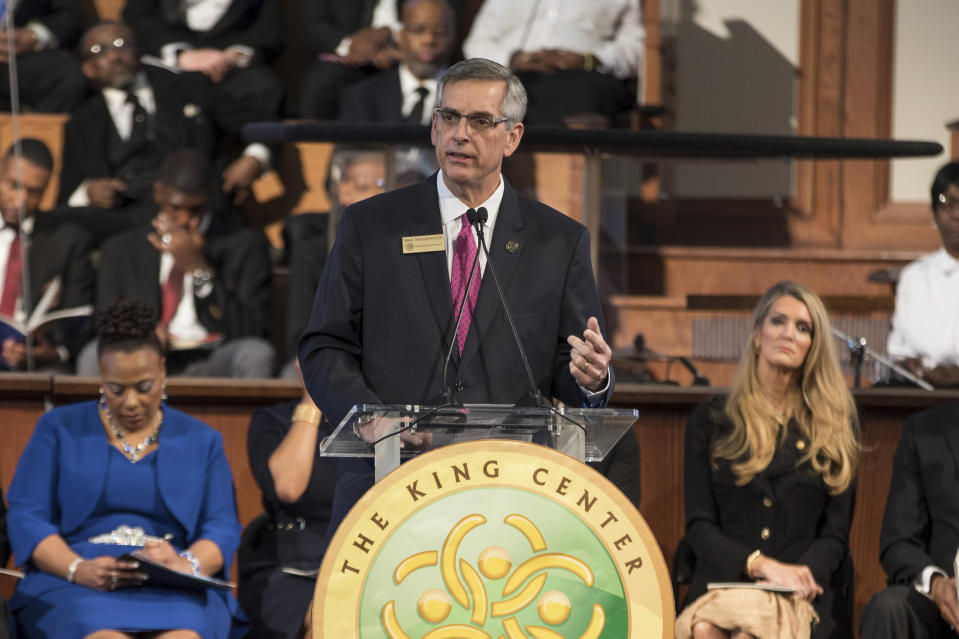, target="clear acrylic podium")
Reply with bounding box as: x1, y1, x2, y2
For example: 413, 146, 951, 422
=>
320, 403, 639, 481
